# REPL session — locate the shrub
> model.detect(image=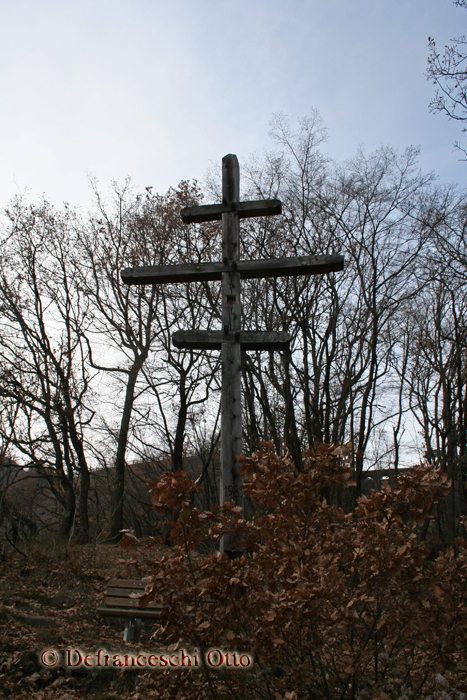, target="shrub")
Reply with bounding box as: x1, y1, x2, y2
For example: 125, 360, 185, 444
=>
122, 443, 467, 700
